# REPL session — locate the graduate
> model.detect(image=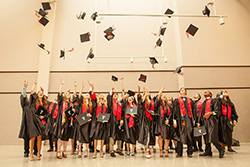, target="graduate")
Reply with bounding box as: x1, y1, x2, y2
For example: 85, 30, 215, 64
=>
107, 88, 124, 157
138, 88, 156, 158
173, 87, 195, 158
219, 90, 238, 152
90, 92, 108, 158
18, 80, 37, 158
123, 94, 138, 157
46, 99, 58, 152
74, 81, 95, 158
53, 79, 76, 159
155, 85, 175, 157
199, 91, 224, 158
192, 93, 203, 152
